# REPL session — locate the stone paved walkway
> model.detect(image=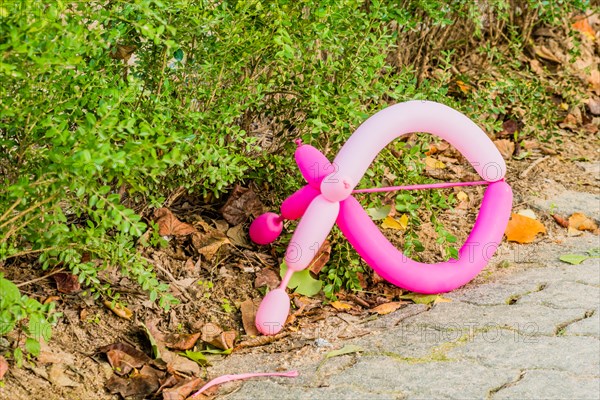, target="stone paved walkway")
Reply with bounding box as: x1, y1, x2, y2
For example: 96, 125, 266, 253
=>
207, 233, 600, 399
